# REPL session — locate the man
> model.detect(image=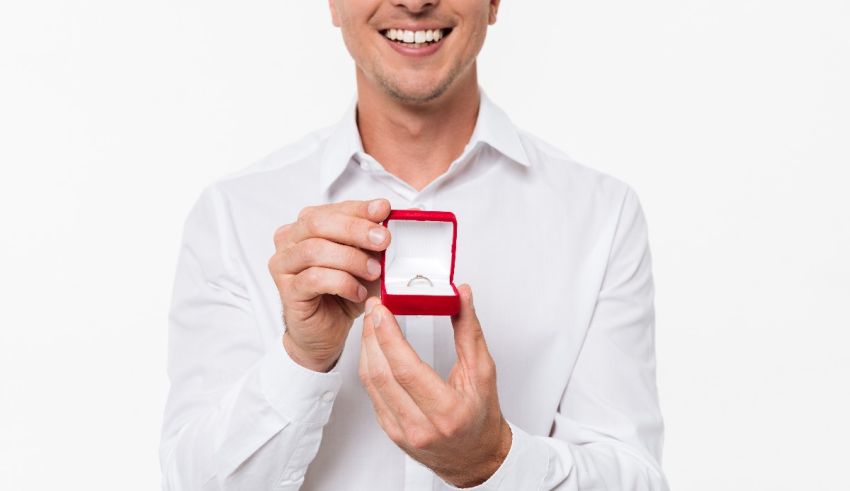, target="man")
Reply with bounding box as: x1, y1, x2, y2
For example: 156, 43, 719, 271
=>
160, 0, 668, 489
